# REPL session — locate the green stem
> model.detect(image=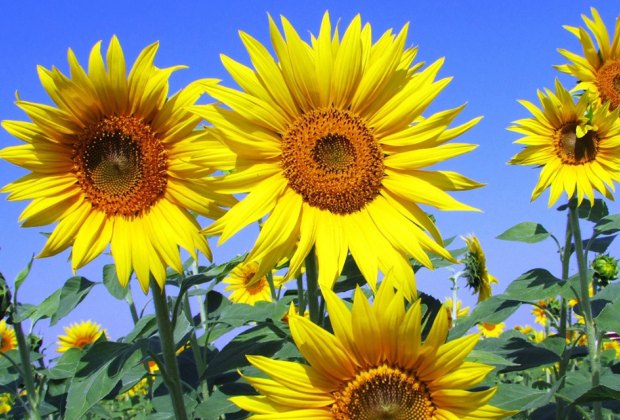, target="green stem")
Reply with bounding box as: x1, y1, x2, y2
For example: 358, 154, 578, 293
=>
557, 206, 573, 420
266, 270, 277, 301
296, 274, 306, 315
13, 321, 40, 420
125, 290, 140, 325
304, 248, 321, 324
151, 279, 188, 420
568, 201, 601, 420
451, 276, 459, 325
